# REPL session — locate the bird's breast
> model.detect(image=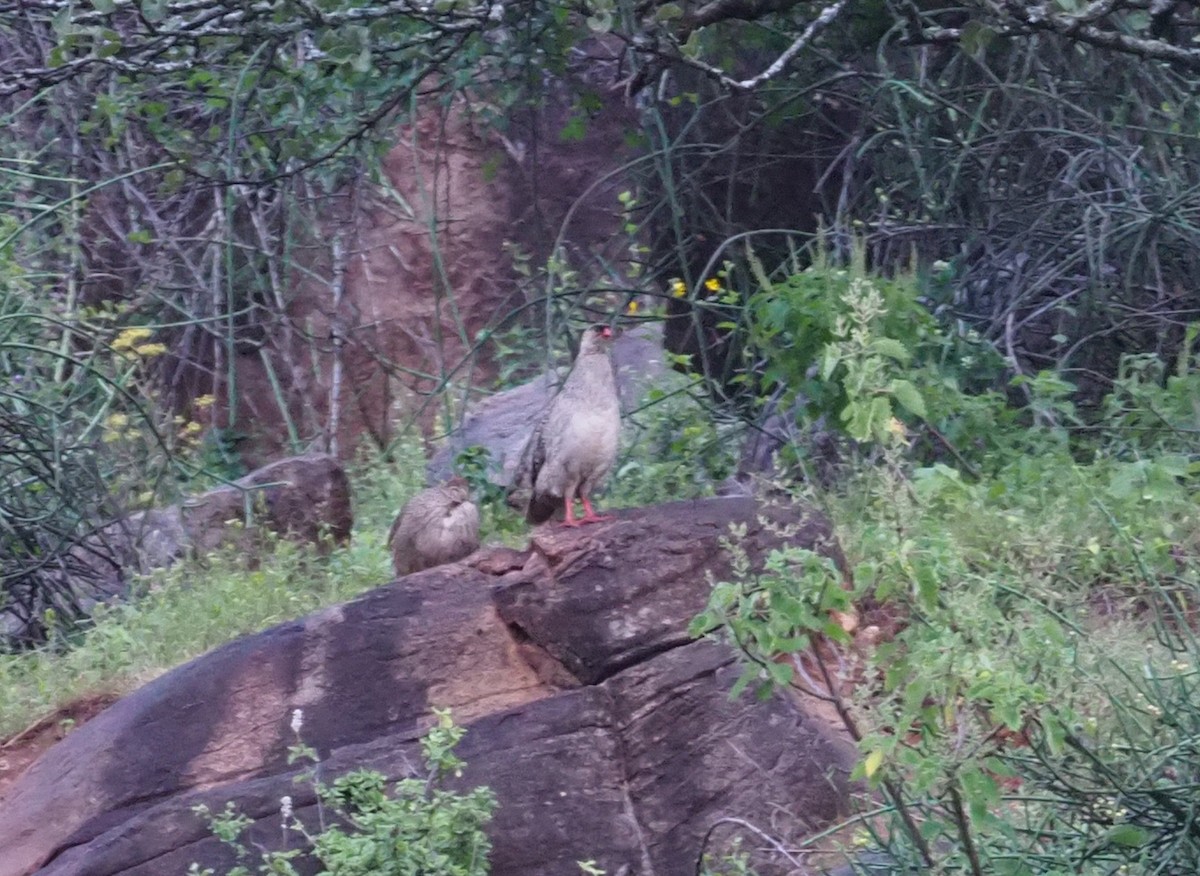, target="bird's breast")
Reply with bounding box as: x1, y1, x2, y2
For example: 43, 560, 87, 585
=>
553, 405, 619, 467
